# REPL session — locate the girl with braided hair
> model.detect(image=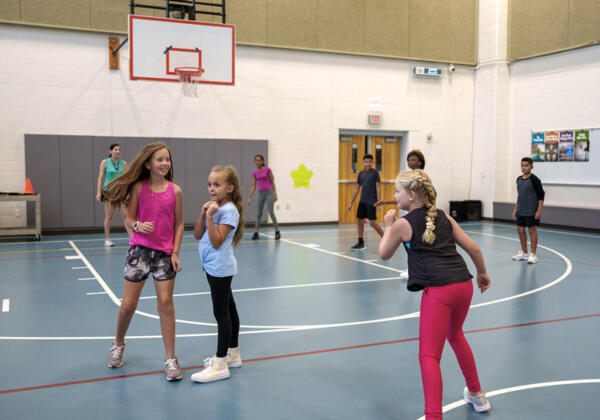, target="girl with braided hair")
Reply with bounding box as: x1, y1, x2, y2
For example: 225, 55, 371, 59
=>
379, 170, 491, 419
